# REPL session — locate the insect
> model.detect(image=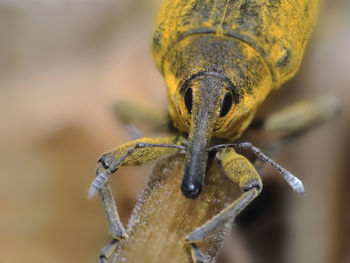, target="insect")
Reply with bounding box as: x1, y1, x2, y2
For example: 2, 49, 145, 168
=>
89, 0, 320, 262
